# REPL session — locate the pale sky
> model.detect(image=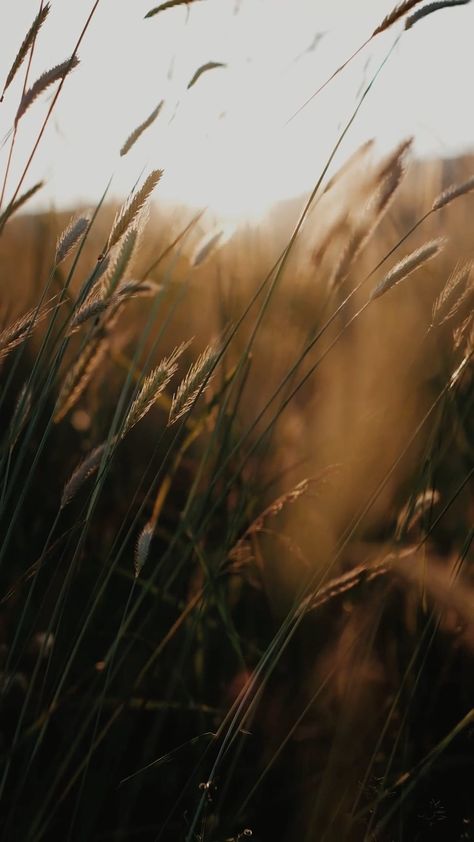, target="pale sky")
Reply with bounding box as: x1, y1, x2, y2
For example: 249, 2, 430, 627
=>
1, 0, 474, 224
